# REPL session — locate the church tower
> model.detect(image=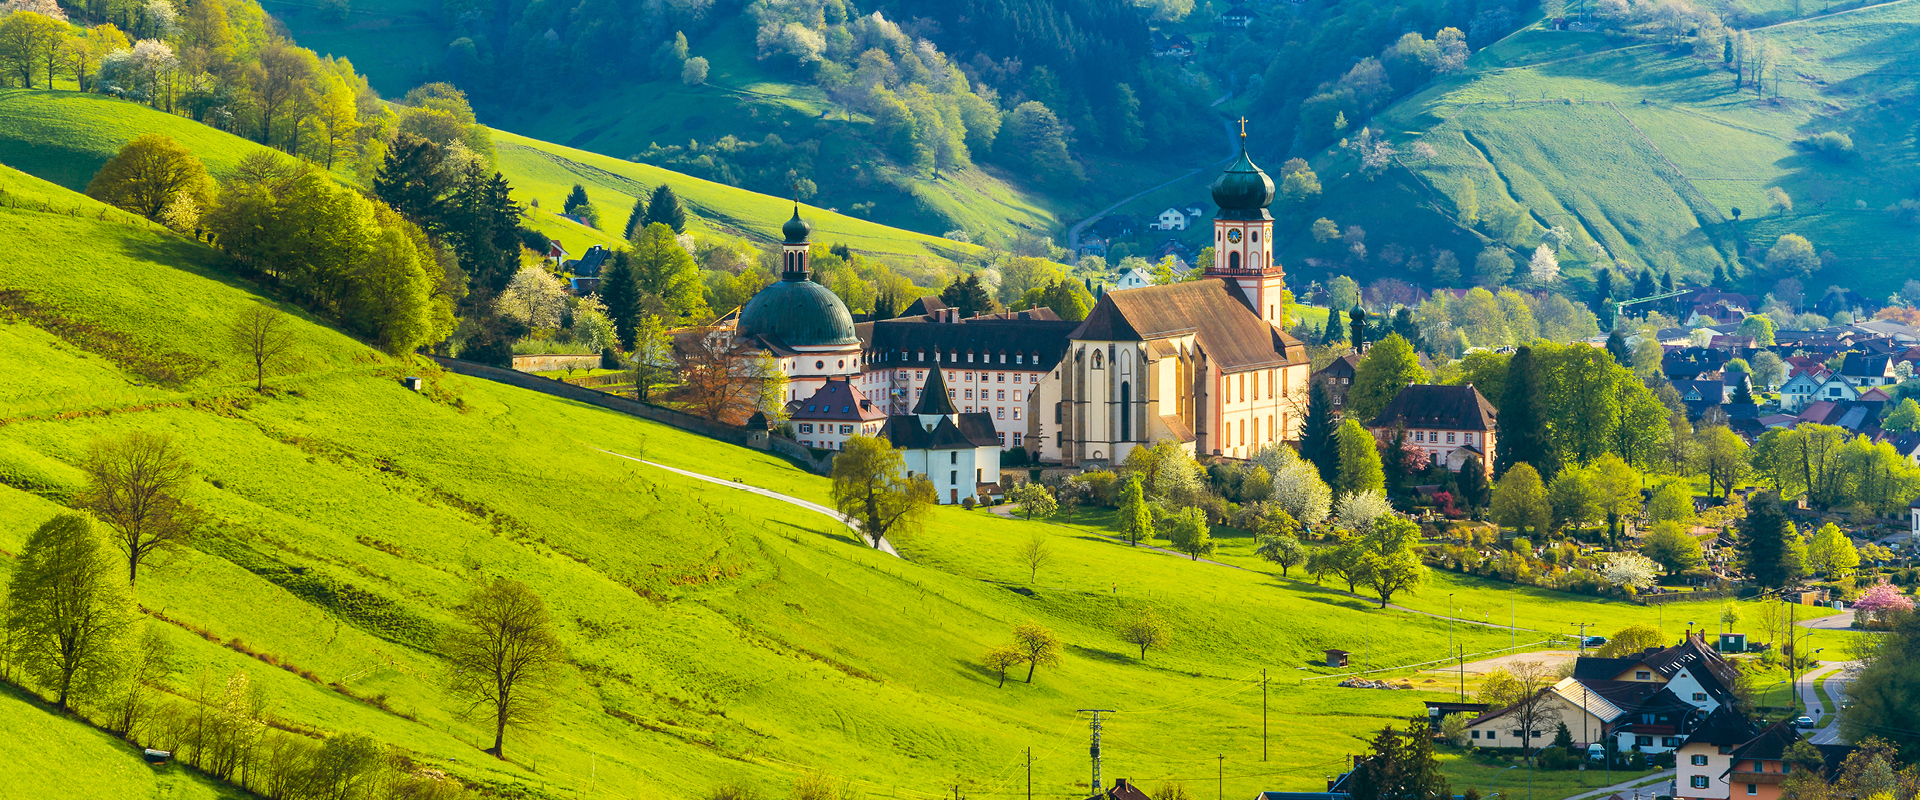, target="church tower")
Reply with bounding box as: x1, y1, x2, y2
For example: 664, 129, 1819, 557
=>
1206, 122, 1286, 328
781, 205, 812, 278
